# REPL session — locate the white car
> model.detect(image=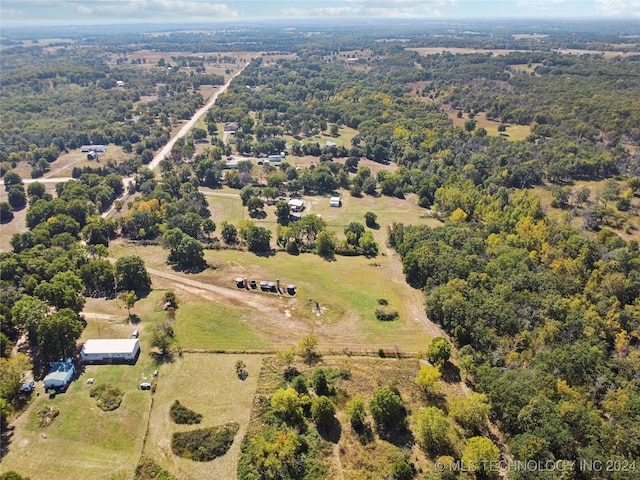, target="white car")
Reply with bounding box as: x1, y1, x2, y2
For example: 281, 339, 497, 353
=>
139, 382, 152, 390
19, 380, 35, 393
